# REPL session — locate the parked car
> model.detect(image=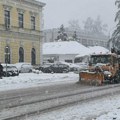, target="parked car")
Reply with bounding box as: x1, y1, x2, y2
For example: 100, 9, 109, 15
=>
50, 63, 69, 73
55, 61, 89, 73
35, 63, 53, 73
15, 63, 33, 73
55, 61, 80, 72
36, 63, 53, 73
2, 64, 19, 77
74, 62, 89, 74
36, 63, 69, 73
